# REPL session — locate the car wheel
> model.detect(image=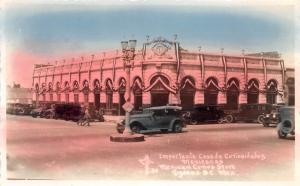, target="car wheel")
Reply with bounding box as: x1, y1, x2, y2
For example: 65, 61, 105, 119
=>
173, 122, 183, 133
217, 118, 225, 124
263, 122, 270, 127
257, 115, 264, 124
277, 129, 287, 139
225, 115, 234, 123
191, 120, 198, 125
117, 128, 124, 134
131, 125, 142, 134
45, 113, 51, 119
